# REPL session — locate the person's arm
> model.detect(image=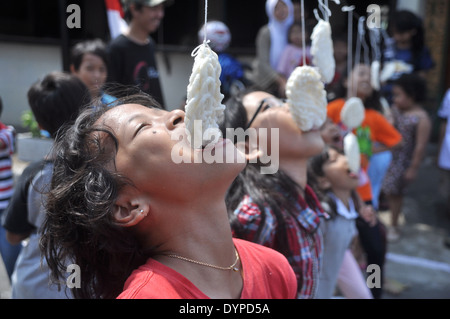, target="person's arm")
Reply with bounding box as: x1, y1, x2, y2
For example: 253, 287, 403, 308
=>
437, 118, 447, 163
404, 111, 432, 183
6, 231, 31, 245
371, 109, 403, 153
2, 161, 44, 244
437, 91, 450, 163
355, 192, 377, 226
0, 127, 14, 151
254, 27, 285, 92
